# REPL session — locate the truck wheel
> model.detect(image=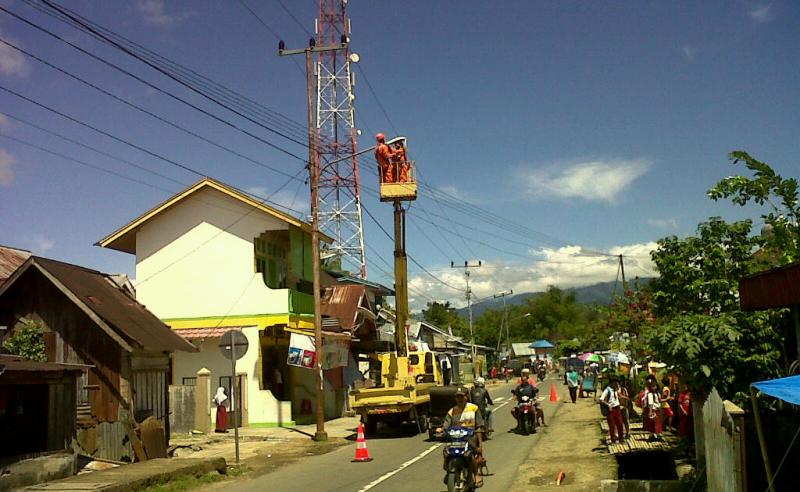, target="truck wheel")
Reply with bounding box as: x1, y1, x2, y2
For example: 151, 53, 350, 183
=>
364, 416, 378, 437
